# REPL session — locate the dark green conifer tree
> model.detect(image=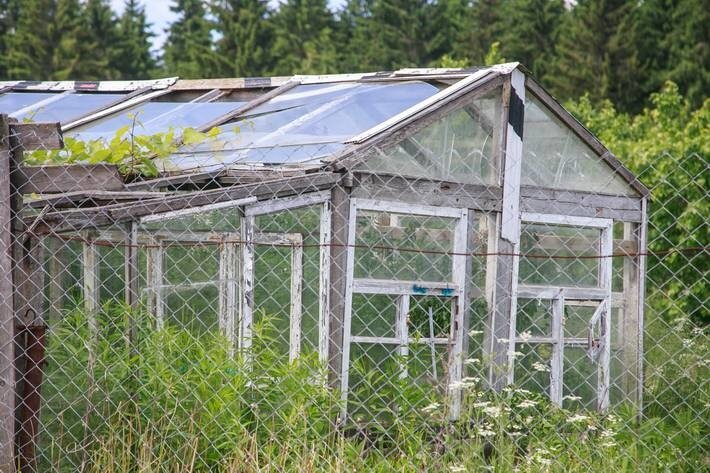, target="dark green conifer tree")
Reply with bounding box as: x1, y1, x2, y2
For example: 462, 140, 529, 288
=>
163, 0, 217, 78
270, 0, 338, 74
114, 0, 156, 78
211, 0, 273, 77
